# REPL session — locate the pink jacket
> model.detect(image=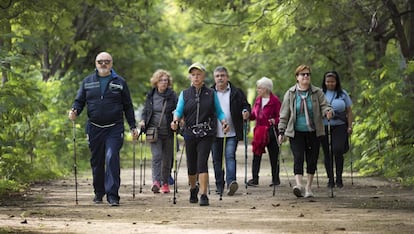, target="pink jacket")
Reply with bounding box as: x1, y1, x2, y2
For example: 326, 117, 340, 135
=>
250, 93, 281, 155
